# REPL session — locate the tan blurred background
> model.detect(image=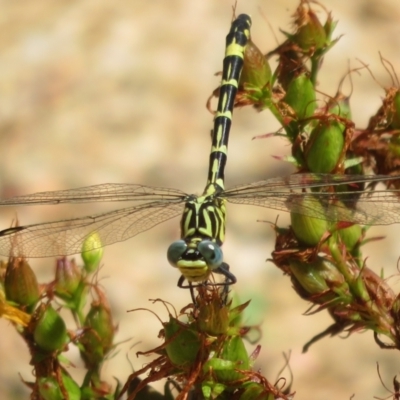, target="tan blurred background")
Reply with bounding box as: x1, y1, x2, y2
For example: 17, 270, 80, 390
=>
1, 0, 400, 399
